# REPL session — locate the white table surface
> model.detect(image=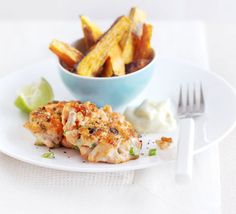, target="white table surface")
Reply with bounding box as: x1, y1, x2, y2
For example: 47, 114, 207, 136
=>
206, 23, 236, 214
0, 20, 222, 214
